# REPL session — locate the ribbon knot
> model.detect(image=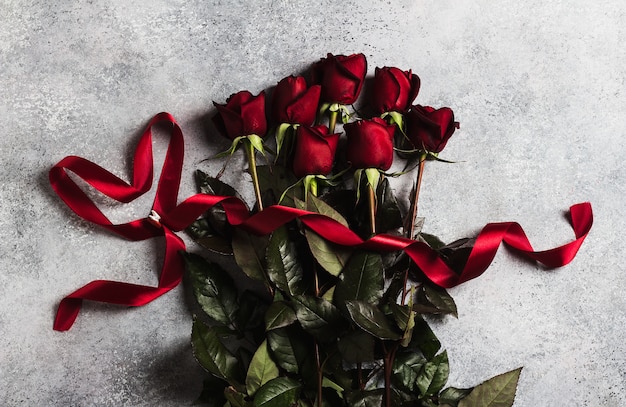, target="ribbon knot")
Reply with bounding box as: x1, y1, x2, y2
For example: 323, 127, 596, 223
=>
147, 210, 162, 228
49, 112, 593, 331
